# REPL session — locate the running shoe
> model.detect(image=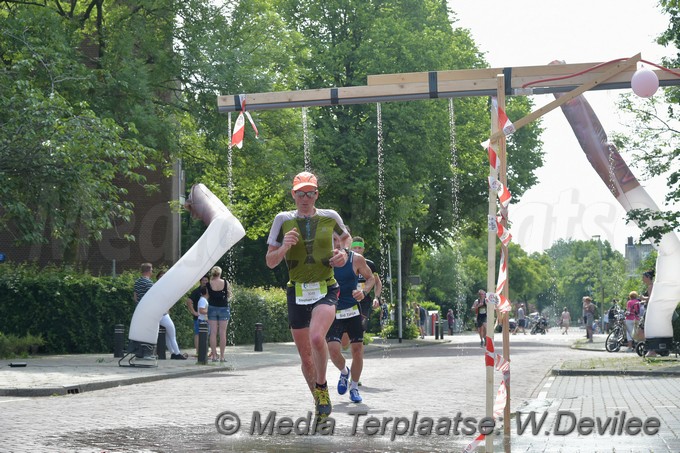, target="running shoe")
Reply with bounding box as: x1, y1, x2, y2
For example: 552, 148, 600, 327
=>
337, 367, 350, 395
349, 388, 362, 403
314, 386, 332, 417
